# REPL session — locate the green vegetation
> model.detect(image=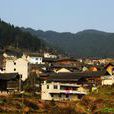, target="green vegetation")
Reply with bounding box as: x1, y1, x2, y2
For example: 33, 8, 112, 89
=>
81, 85, 114, 113
0, 19, 46, 52
24, 28, 114, 58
